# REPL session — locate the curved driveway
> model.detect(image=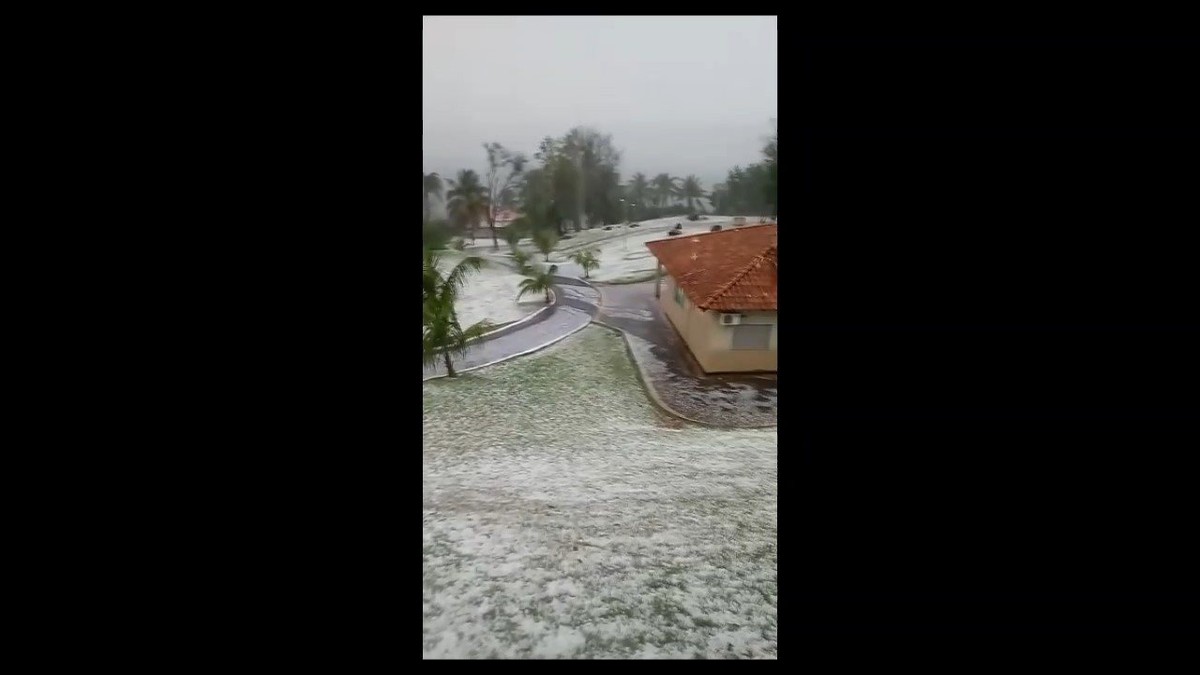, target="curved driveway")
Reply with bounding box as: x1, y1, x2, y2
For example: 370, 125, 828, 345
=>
422, 275, 601, 381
